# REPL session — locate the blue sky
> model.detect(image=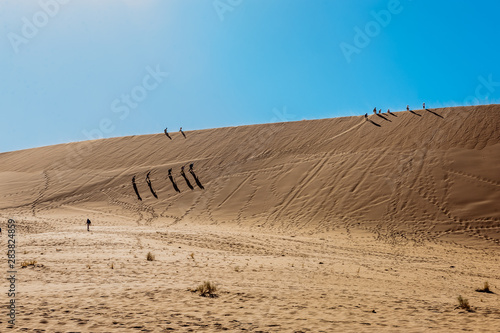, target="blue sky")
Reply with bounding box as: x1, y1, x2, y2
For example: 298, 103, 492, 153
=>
1, 0, 499, 152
